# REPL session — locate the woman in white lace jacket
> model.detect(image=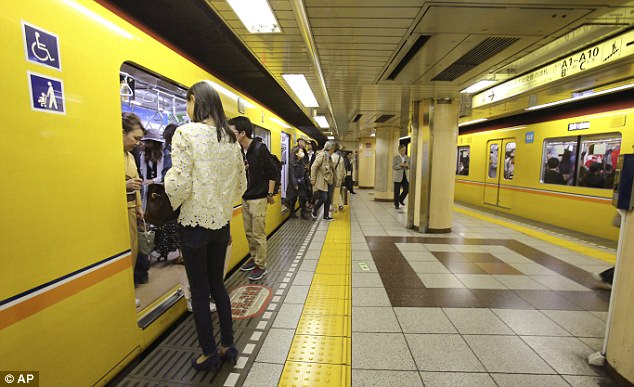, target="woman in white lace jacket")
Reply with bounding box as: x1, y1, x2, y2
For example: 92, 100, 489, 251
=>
165, 81, 246, 371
